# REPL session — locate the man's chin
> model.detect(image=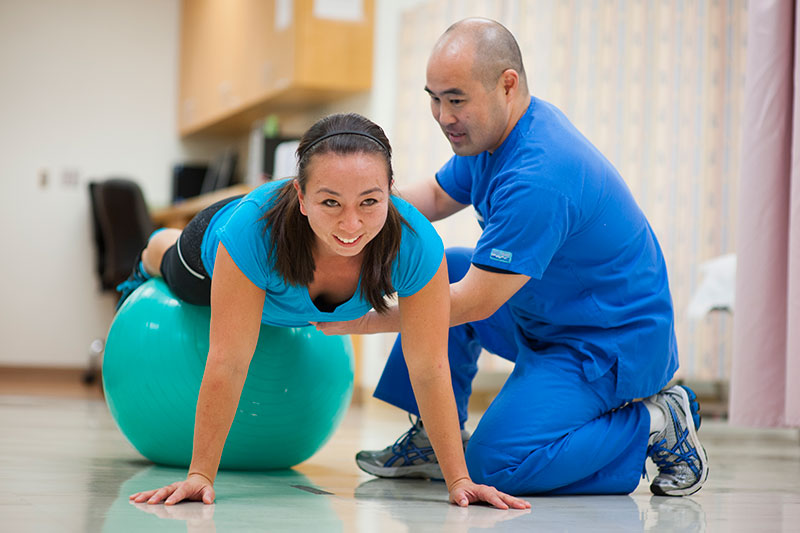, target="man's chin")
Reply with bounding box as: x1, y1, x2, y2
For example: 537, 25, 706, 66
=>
450, 143, 481, 157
